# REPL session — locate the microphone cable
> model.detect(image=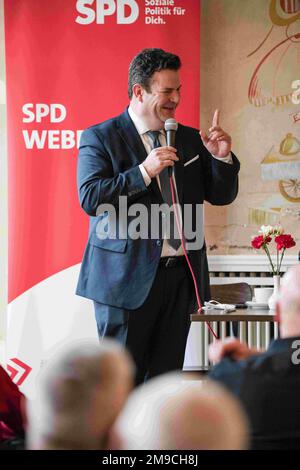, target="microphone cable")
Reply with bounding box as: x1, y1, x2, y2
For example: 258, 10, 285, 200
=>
168, 173, 218, 340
